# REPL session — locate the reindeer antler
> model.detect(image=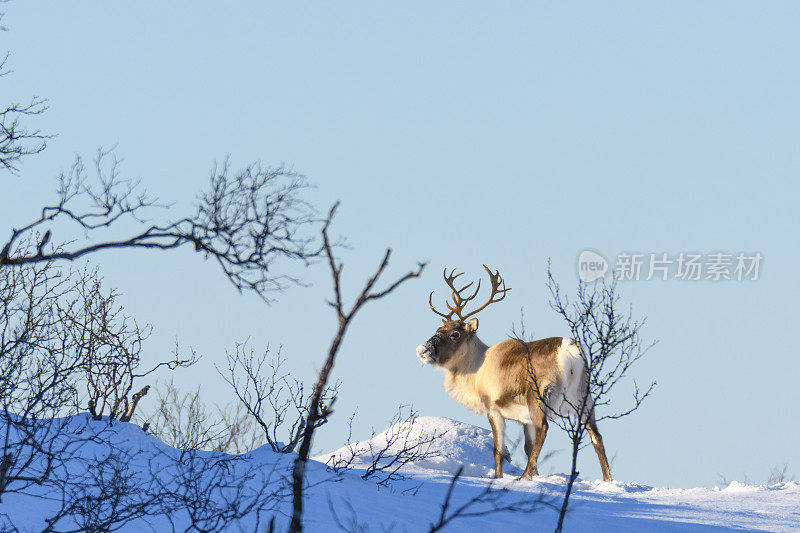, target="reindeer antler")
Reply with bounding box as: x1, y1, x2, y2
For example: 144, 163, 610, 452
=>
460, 265, 510, 319
428, 268, 480, 320
429, 265, 510, 321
